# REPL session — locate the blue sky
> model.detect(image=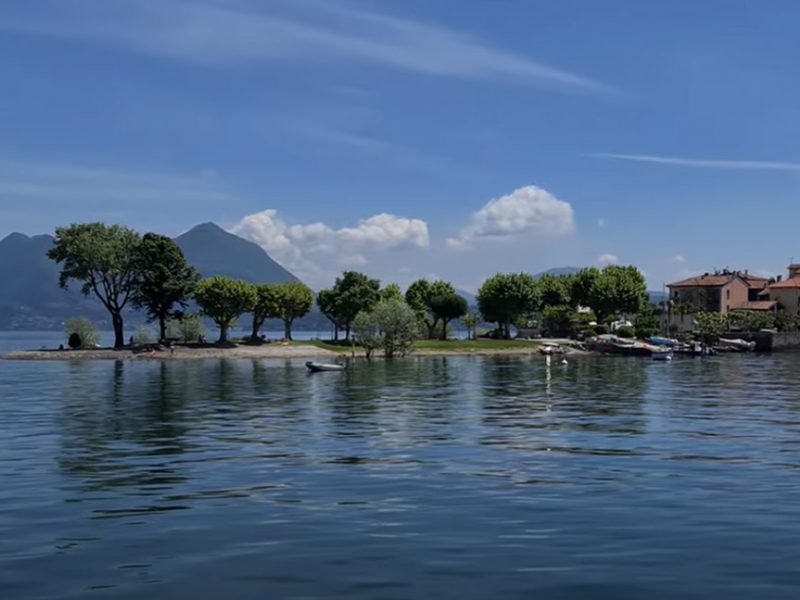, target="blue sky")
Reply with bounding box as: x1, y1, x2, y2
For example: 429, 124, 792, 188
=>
2, 0, 800, 290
